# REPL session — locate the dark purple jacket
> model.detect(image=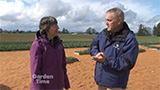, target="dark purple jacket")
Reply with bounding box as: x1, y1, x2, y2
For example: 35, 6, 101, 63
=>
30, 31, 70, 90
